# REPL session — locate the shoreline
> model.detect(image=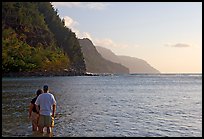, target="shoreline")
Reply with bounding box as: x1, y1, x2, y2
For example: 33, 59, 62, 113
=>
2, 72, 201, 78
2, 71, 98, 77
